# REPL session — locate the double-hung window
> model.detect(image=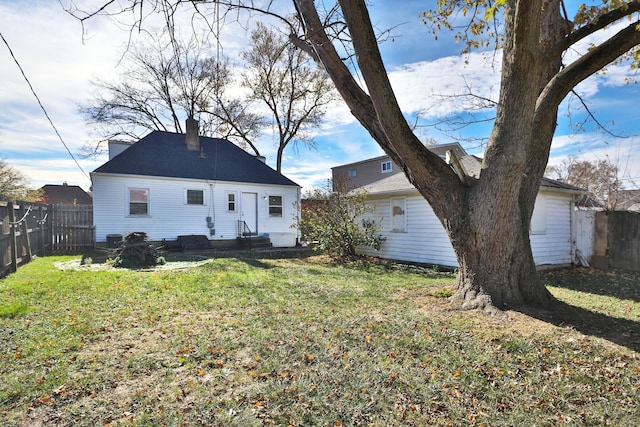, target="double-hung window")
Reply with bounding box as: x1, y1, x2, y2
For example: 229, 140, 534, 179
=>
227, 192, 237, 212
381, 161, 393, 173
530, 194, 547, 235
186, 189, 204, 205
268, 195, 283, 218
129, 188, 149, 216
391, 198, 406, 232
